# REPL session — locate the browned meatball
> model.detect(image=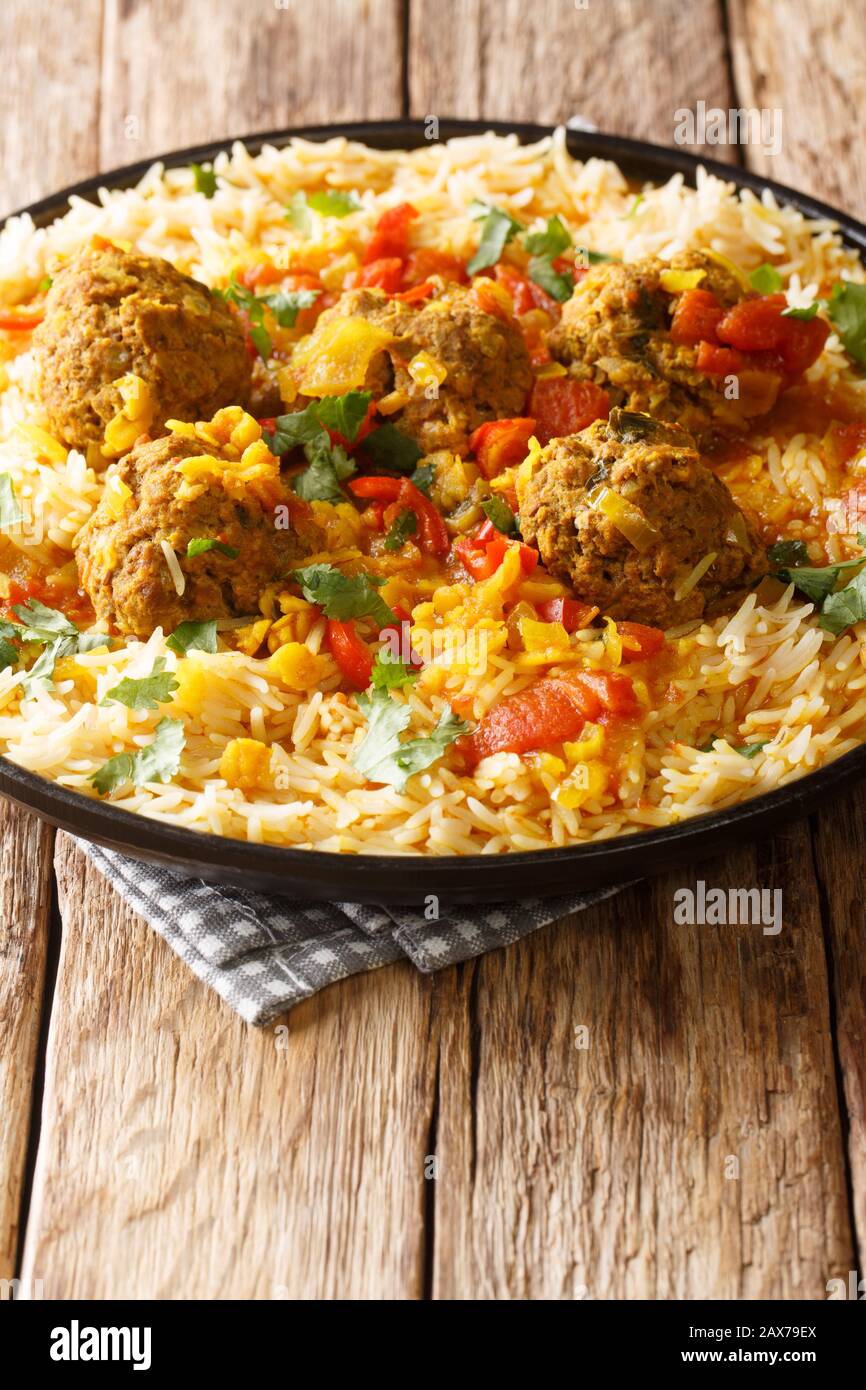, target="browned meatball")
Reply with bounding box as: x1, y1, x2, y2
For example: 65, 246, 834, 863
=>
75, 433, 321, 639
520, 409, 767, 627
547, 251, 781, 439
300, 283, 533, 453
33, 246, 252, 450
